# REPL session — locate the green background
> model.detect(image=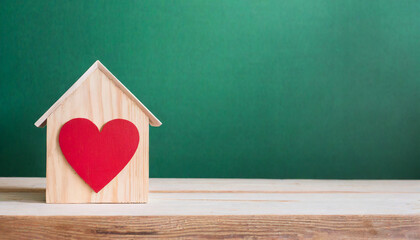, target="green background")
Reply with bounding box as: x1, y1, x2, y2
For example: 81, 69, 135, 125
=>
1, 0, 419, 178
